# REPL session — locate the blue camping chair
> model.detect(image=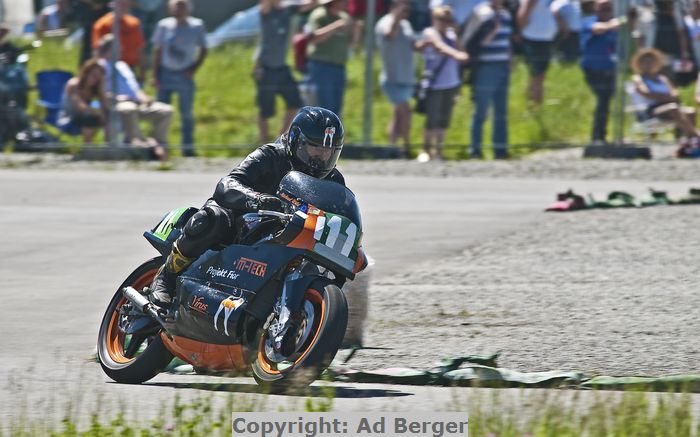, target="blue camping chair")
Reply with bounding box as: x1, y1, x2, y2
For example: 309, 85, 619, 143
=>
35, 70, 81, 135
